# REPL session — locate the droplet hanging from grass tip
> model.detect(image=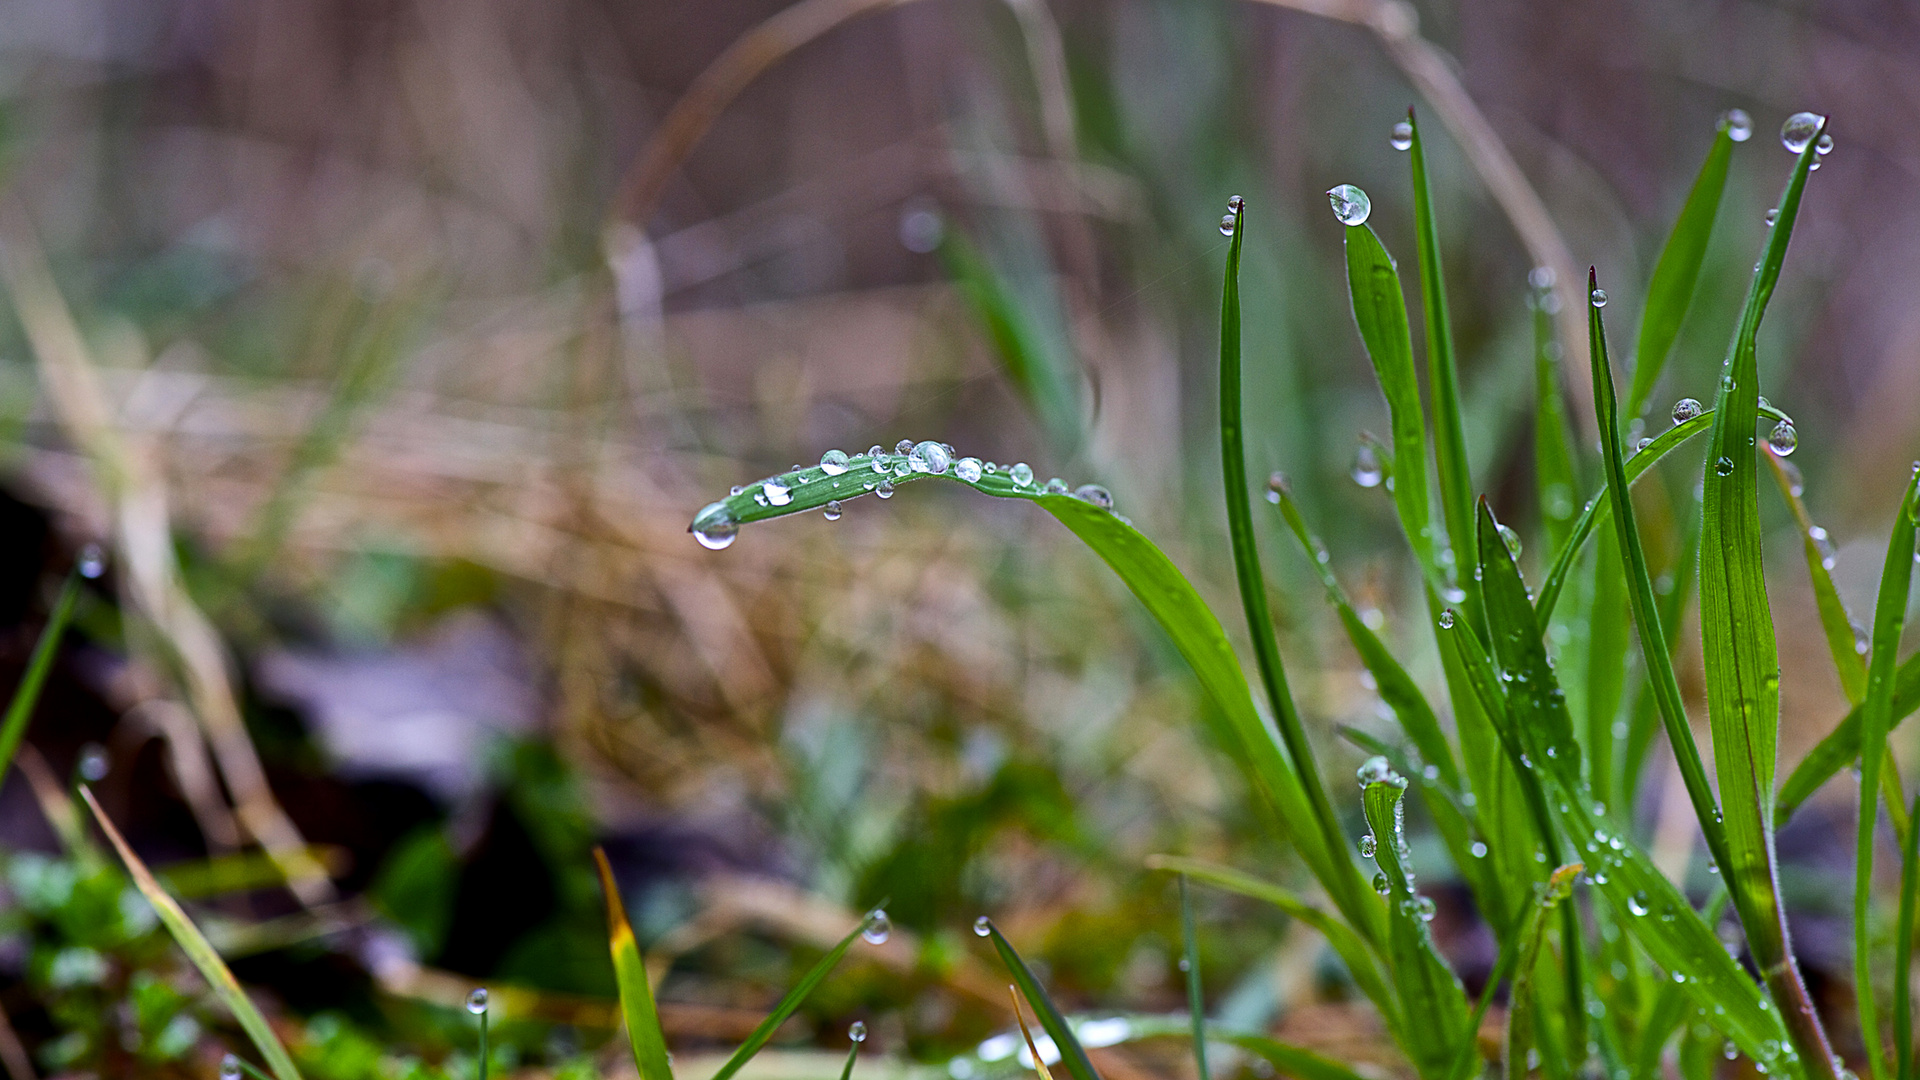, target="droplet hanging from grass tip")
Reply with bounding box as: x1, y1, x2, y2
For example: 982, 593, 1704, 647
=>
862, 910, 891, 944
1326, 184, 1371, 226
693, 503, 738, 550
1723, 108, 1752, 142
823, 501, 843, 521
1780, 111, 1823, 153
849, 1021, 868, 1043
1351, 444, 1383, 488
1265, 472, 1287, 504
221, 1056, 243, 1080
1767, 420, 1798, 456
78, 544, 105, 579
1390, 121, 1413, 150
973, 916, 992, 937
466, 988, 489, 1015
